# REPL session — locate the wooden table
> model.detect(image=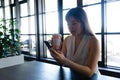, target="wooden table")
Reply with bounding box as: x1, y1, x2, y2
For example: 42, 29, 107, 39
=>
0, 61, 118, 80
